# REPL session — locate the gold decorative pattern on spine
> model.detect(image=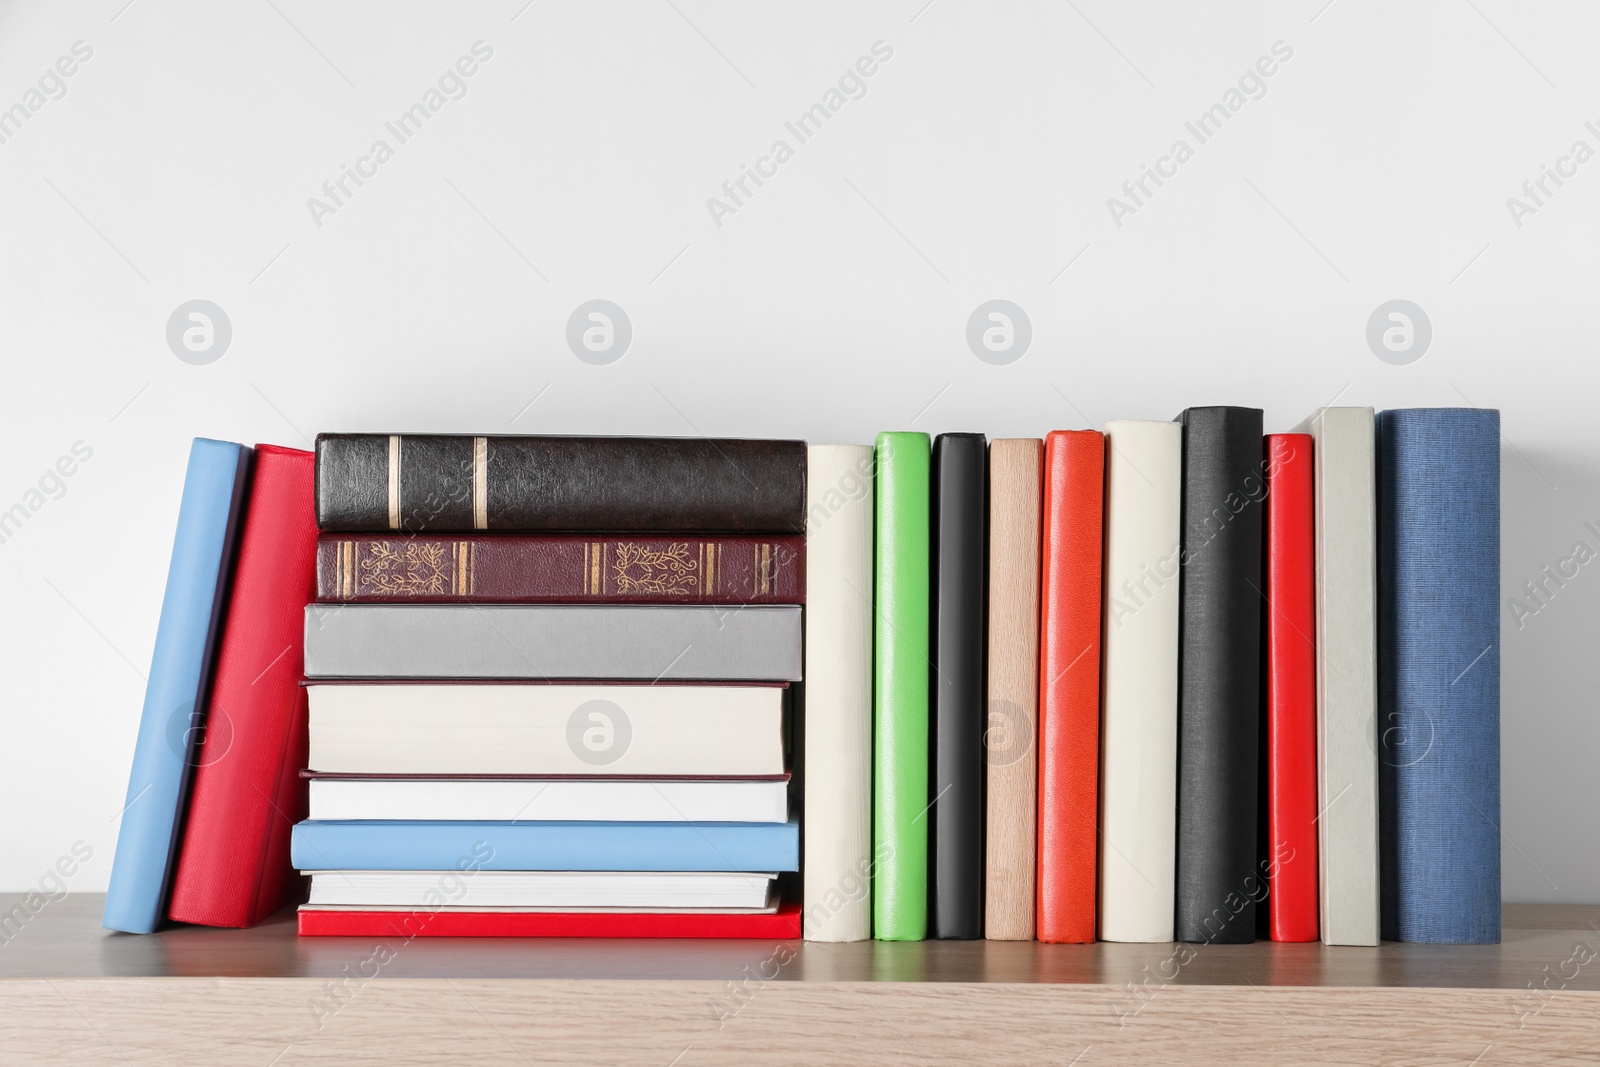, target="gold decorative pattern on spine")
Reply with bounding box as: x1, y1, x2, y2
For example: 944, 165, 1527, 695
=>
708, 543, 718, 596
612, 543, 699, 596
343, 541, 356, 599
387, 435, 403, 530
472, 437, 489, 530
